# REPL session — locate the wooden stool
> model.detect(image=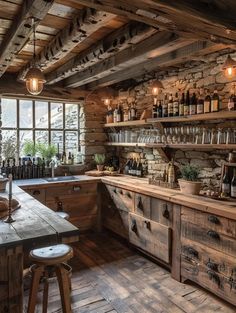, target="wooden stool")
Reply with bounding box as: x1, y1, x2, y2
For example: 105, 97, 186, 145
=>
56, 211, 70, 220
27, 244, 73, 313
